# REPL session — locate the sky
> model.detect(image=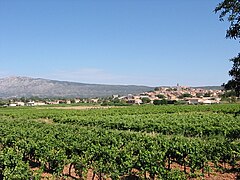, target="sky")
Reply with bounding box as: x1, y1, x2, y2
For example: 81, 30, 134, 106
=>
0, 0, 239, 87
